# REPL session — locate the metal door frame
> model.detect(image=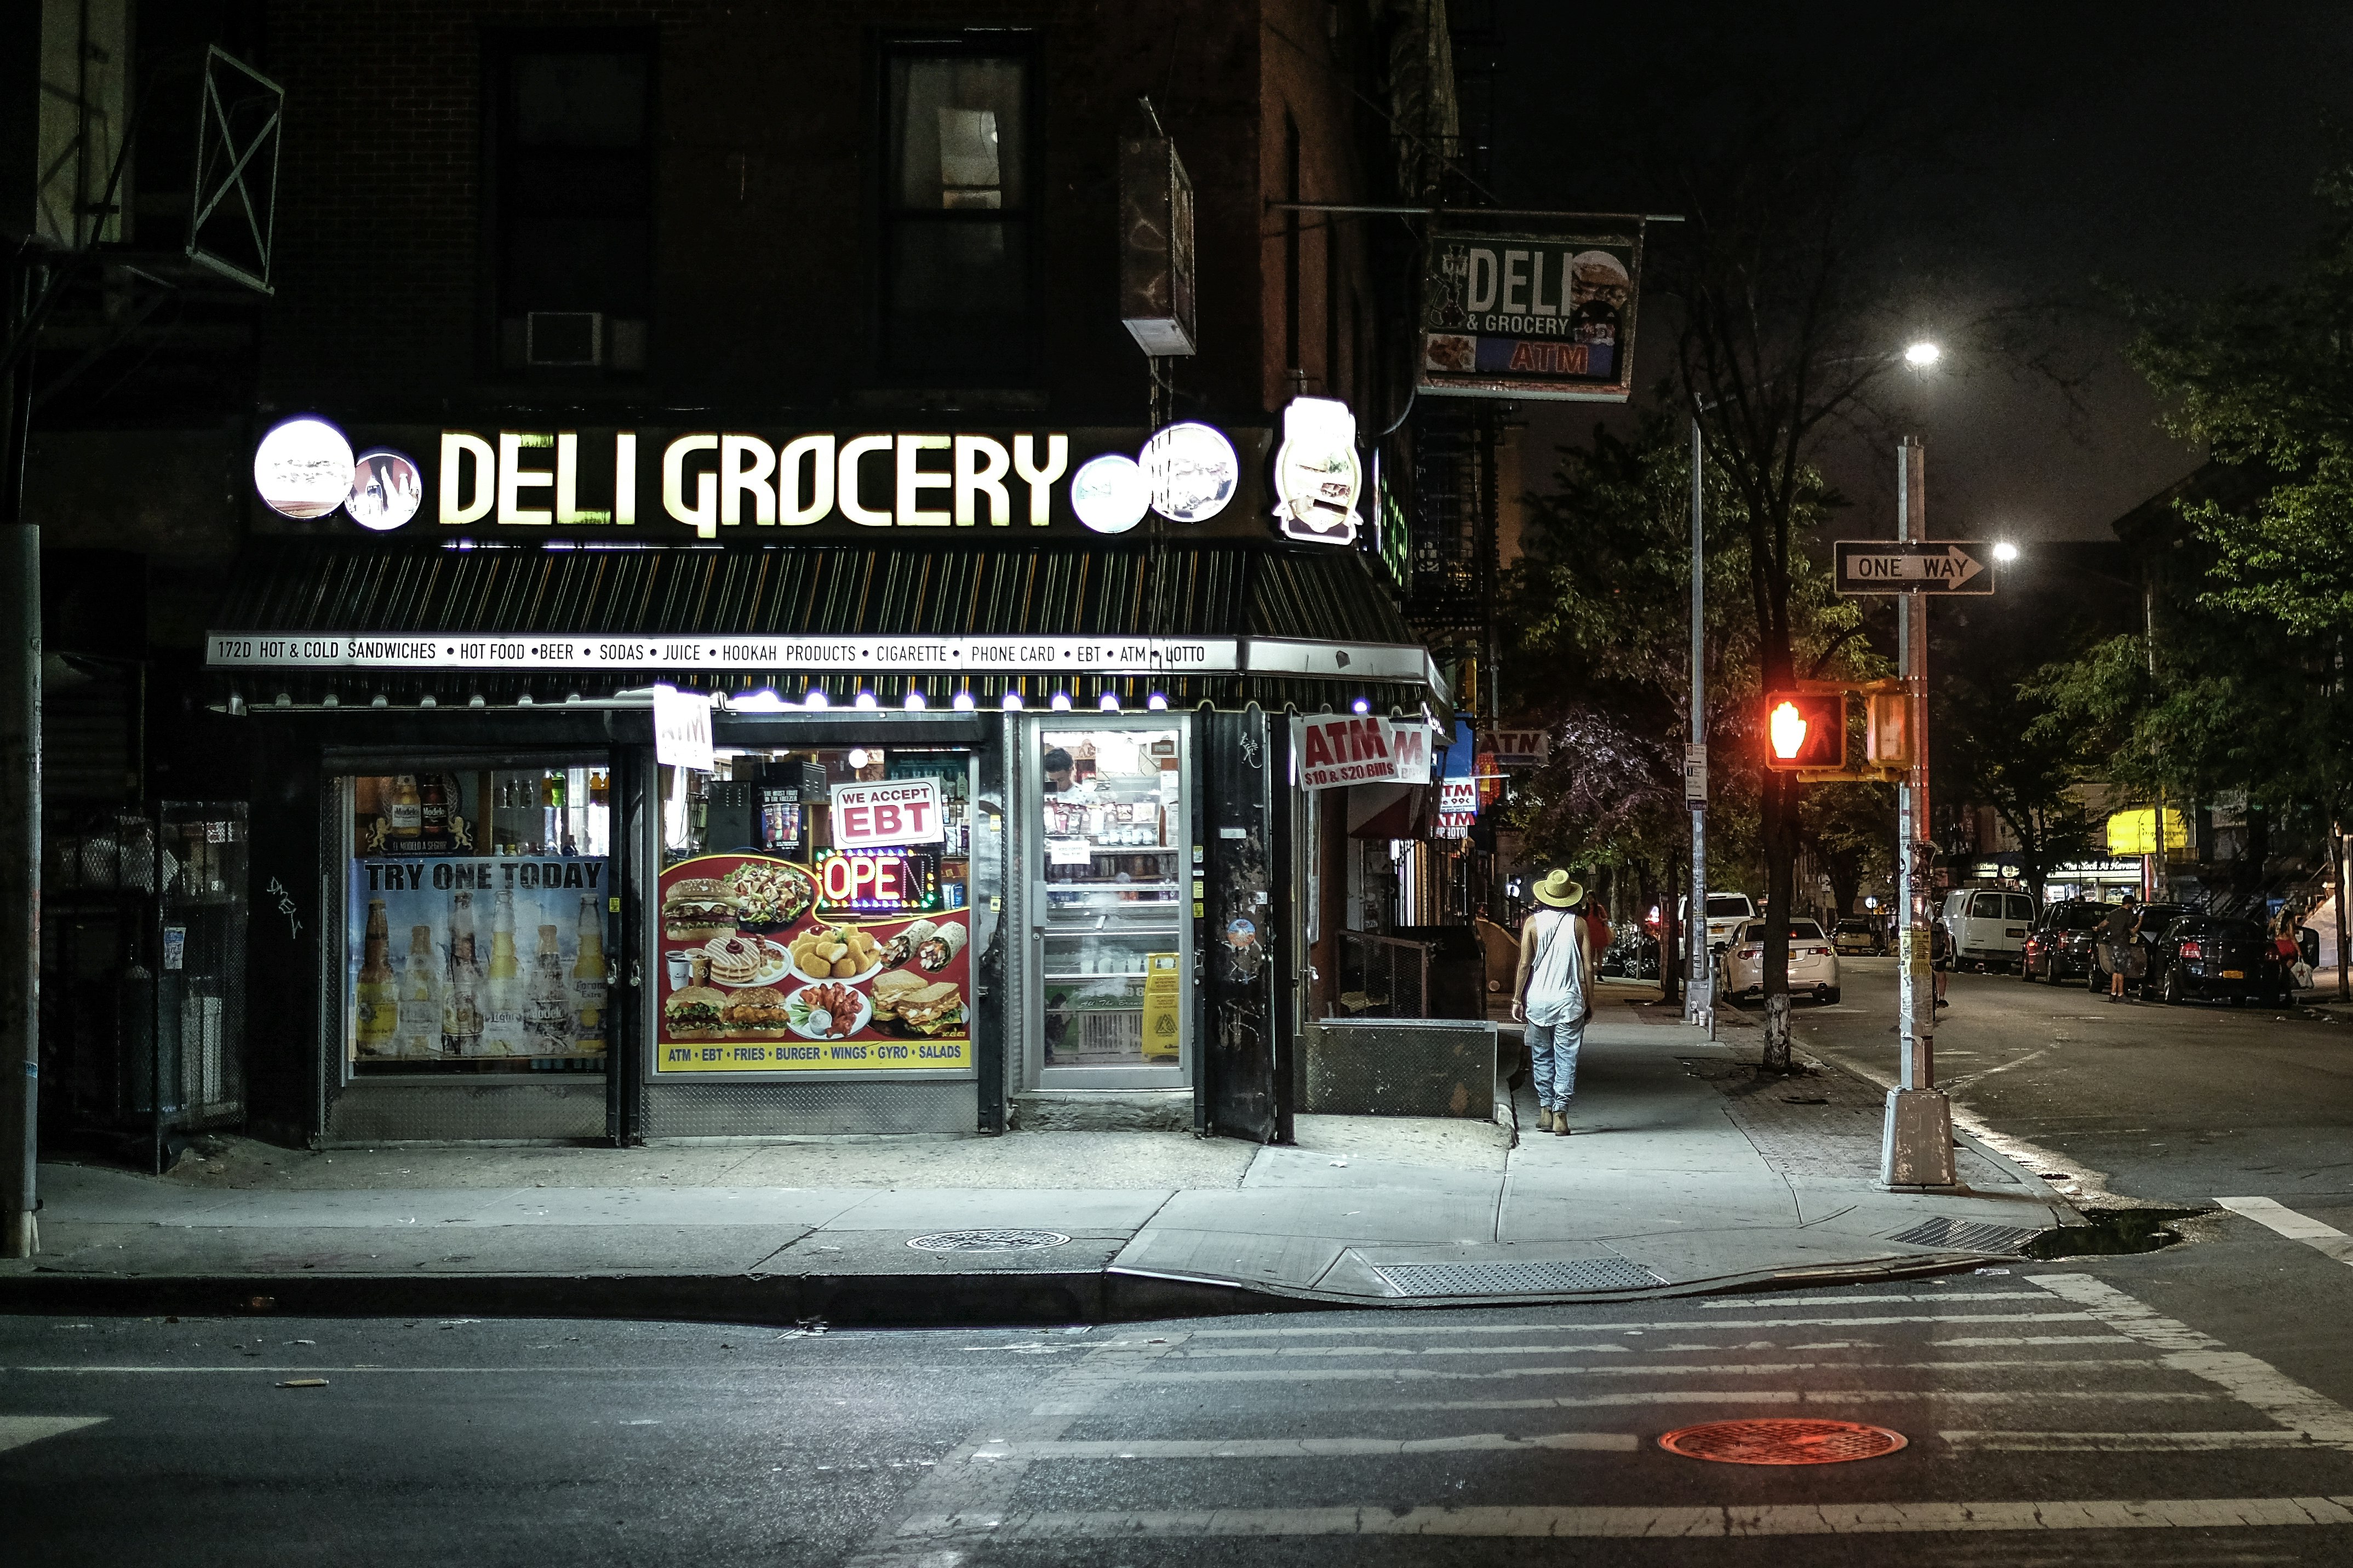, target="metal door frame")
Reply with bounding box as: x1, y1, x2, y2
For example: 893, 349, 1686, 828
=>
1015, 711, 1194, 1092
